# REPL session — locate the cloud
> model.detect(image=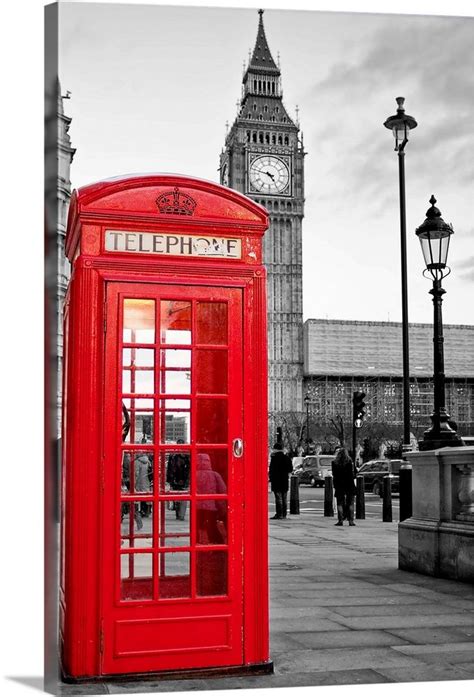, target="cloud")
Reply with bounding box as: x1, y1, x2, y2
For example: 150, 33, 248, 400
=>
456, 256, 474, 270
305, 15, 474, 202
